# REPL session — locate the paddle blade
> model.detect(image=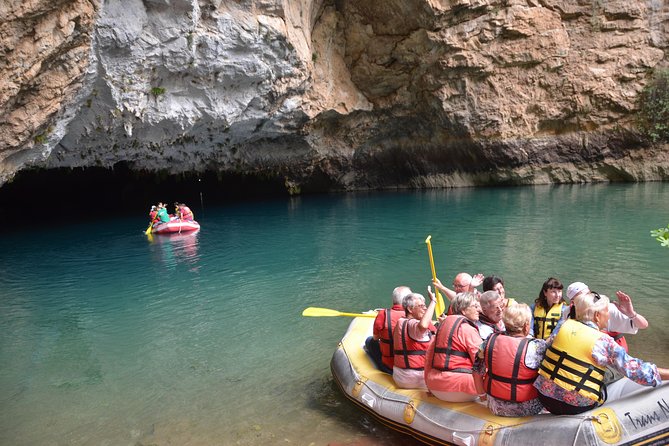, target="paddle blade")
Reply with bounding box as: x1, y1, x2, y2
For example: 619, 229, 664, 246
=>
302, 307, 377, 318
302, 307, 341, 317
145, 224, 152, 235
